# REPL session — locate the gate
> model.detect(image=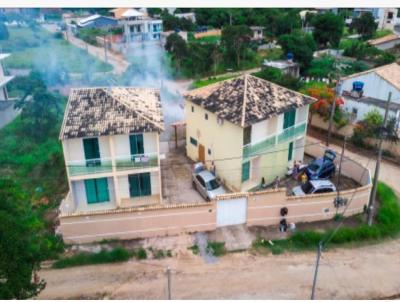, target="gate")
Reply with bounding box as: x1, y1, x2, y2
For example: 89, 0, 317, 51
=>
216, 197, 247, 227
